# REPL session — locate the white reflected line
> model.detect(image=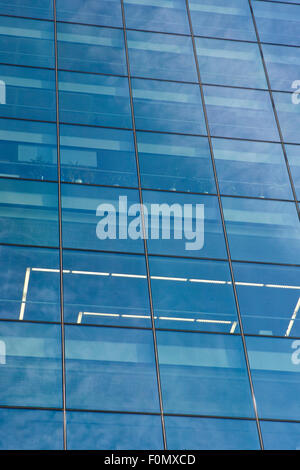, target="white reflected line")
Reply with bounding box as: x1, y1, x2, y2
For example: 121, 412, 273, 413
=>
285, 297, 300, 337
19, 267, 31, 321
235, 282, 264, 287
77, 311, 152, 323
151, 276, 187, 282
266, 284, 300, 290
189, 278, 226, 284
71, 270, 109, 276
111, 273, 147, 279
